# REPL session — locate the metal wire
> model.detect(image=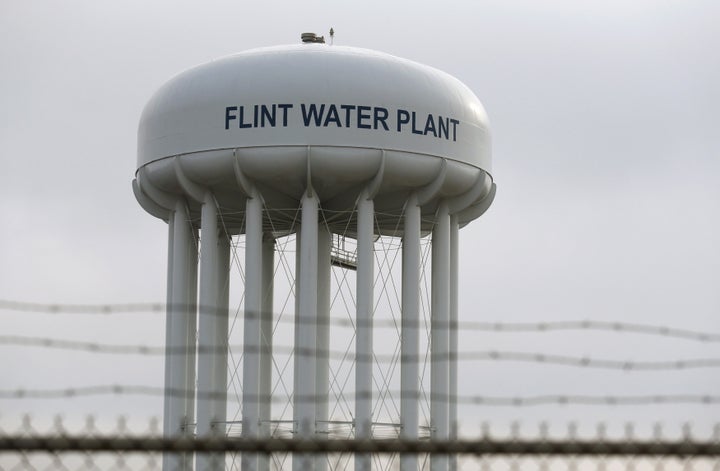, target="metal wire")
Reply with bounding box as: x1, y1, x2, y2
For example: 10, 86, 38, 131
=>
1, 385, 718, 407
2, 299, 717, 343
2, 335, 719, 371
